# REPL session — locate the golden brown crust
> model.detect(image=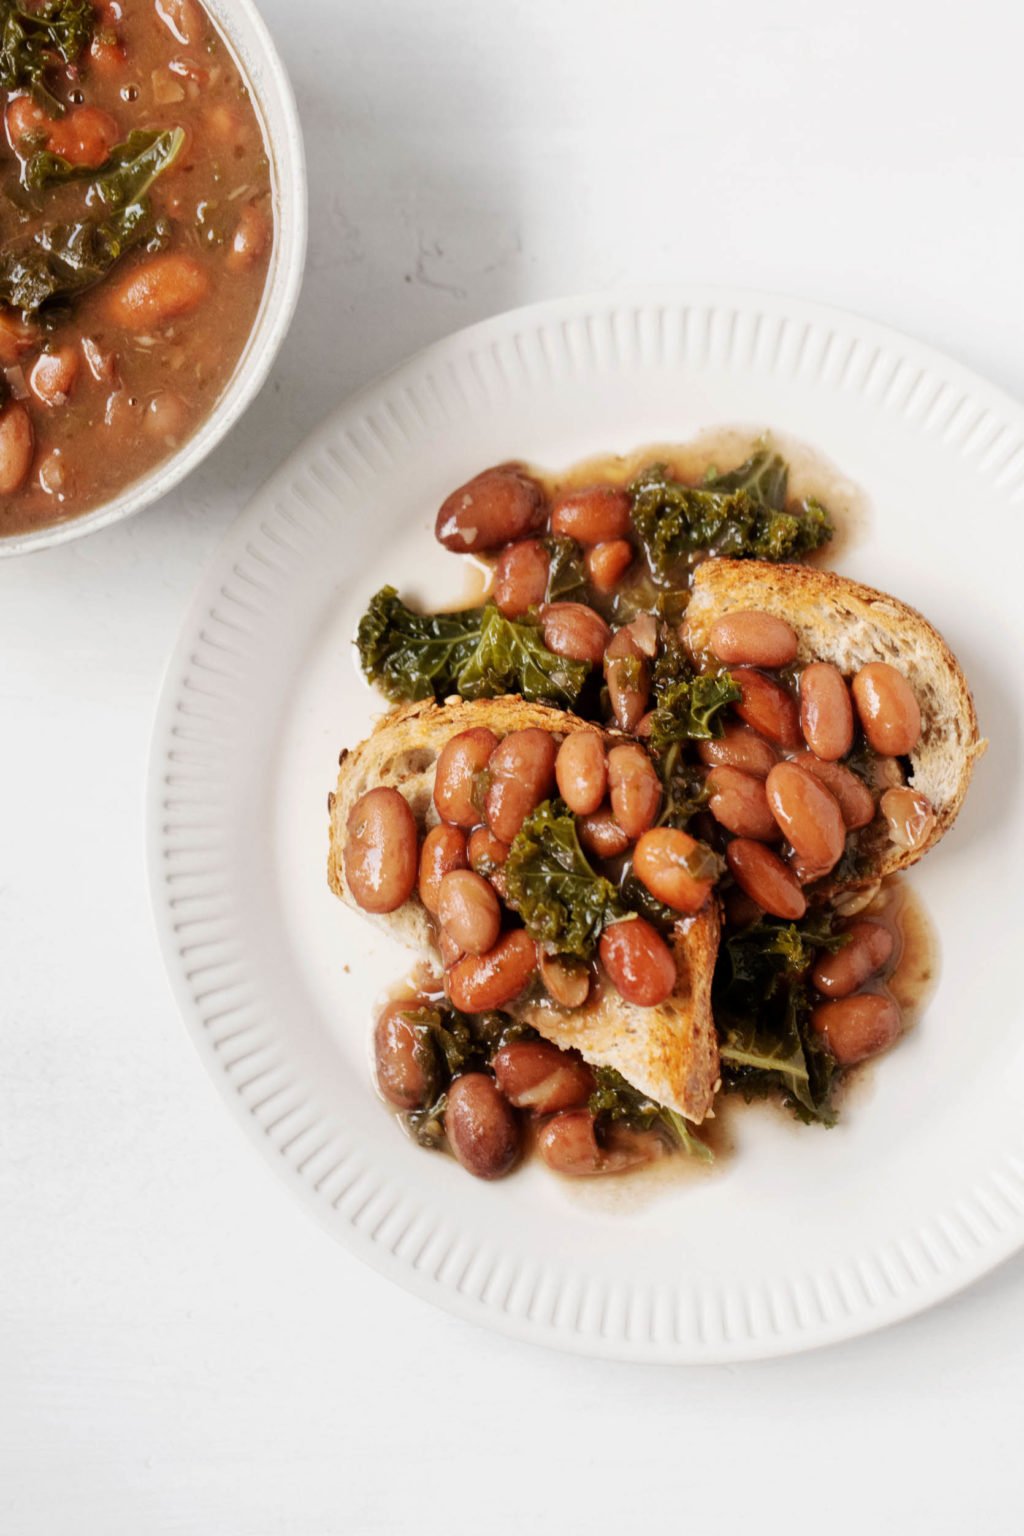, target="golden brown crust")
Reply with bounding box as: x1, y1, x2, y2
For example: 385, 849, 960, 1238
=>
328, 696, 720, 1122
684, 560, 986, 882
